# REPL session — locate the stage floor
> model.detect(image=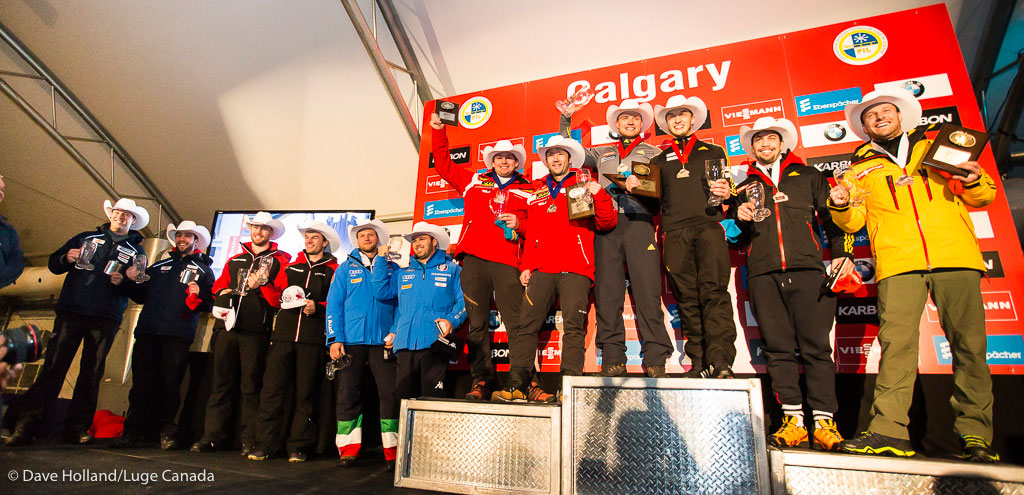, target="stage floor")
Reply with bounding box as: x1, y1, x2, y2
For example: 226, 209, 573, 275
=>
0, 441, 426, 494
